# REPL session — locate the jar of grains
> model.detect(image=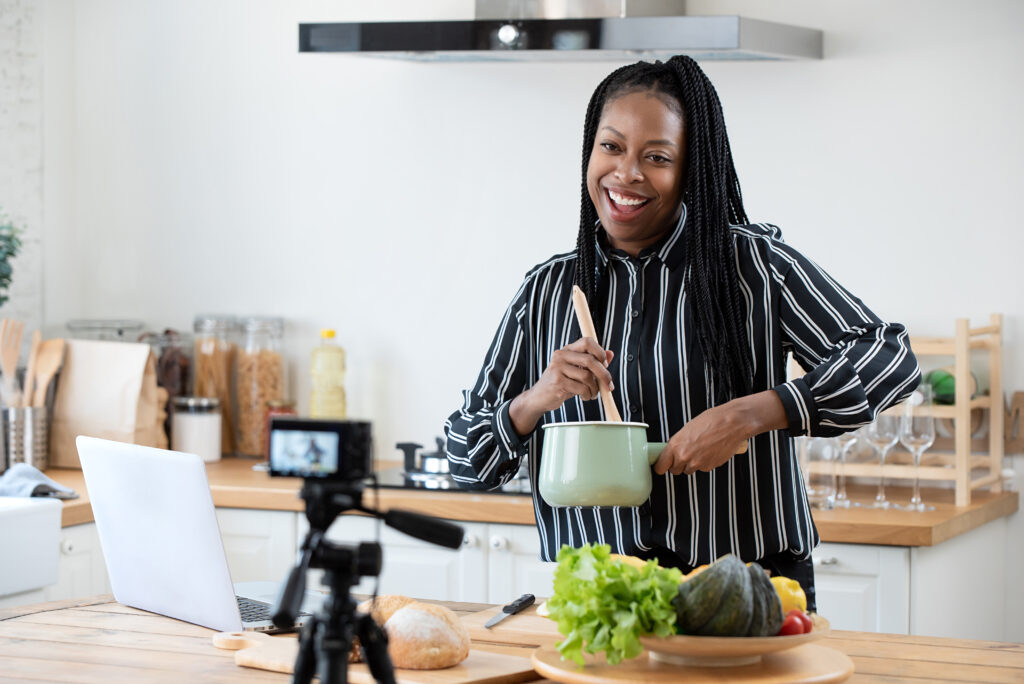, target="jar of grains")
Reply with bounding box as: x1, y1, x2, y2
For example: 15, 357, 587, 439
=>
193, 315, 238, 455
171, 397, 222, 463
236, 316, 286, 458
264, 398, 297, 460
